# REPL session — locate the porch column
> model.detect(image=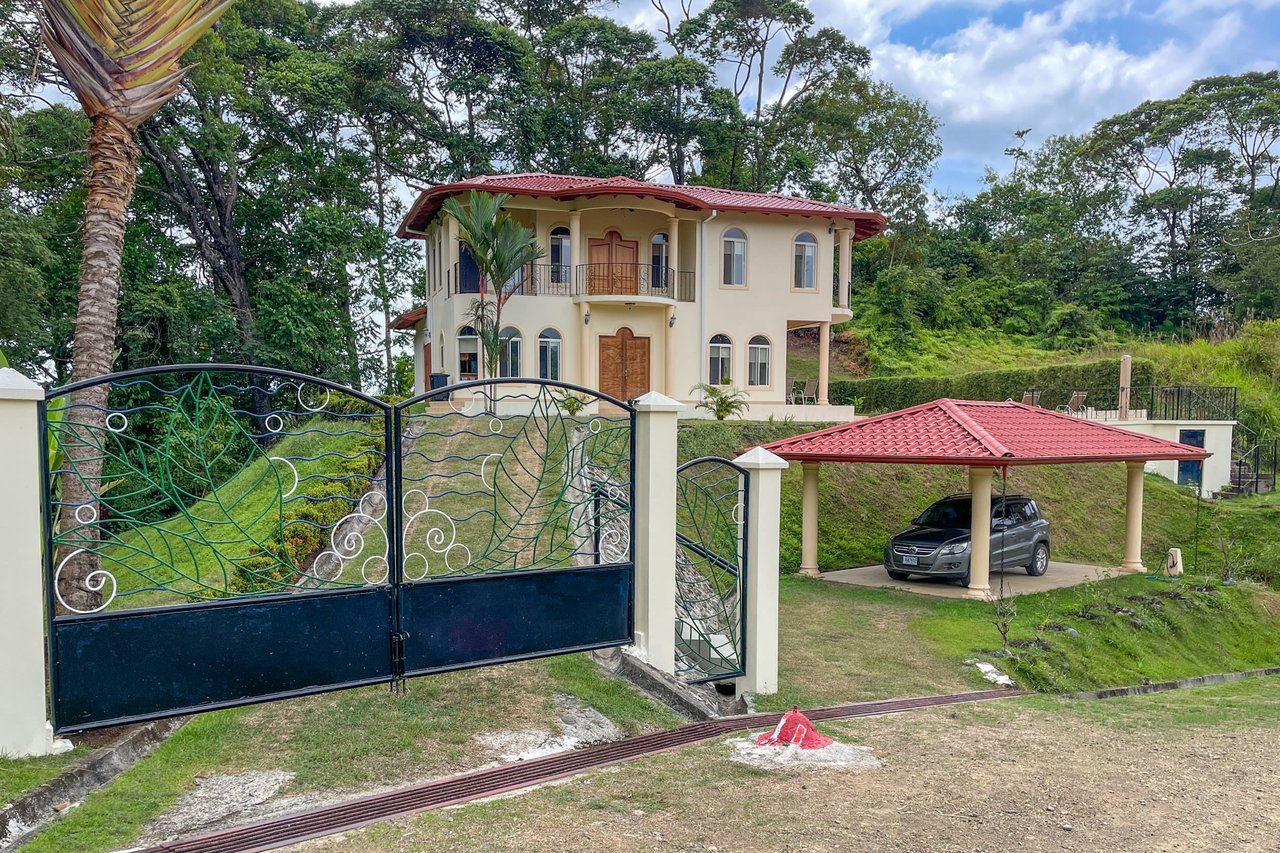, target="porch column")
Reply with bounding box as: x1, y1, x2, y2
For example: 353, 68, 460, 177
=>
800, 461, 821, 577
665, 305, 678, 398
838, 228, 852, 309
569, 210, 582, 284
734, 447, 788, 695
578, 302, 592, 389
632, 392, 684, 674
0, 370, 66, 756
966, 467, 994, 599
667, 217, 681, 284
1121, 460, 1146, 573
817, 321, 831, 405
